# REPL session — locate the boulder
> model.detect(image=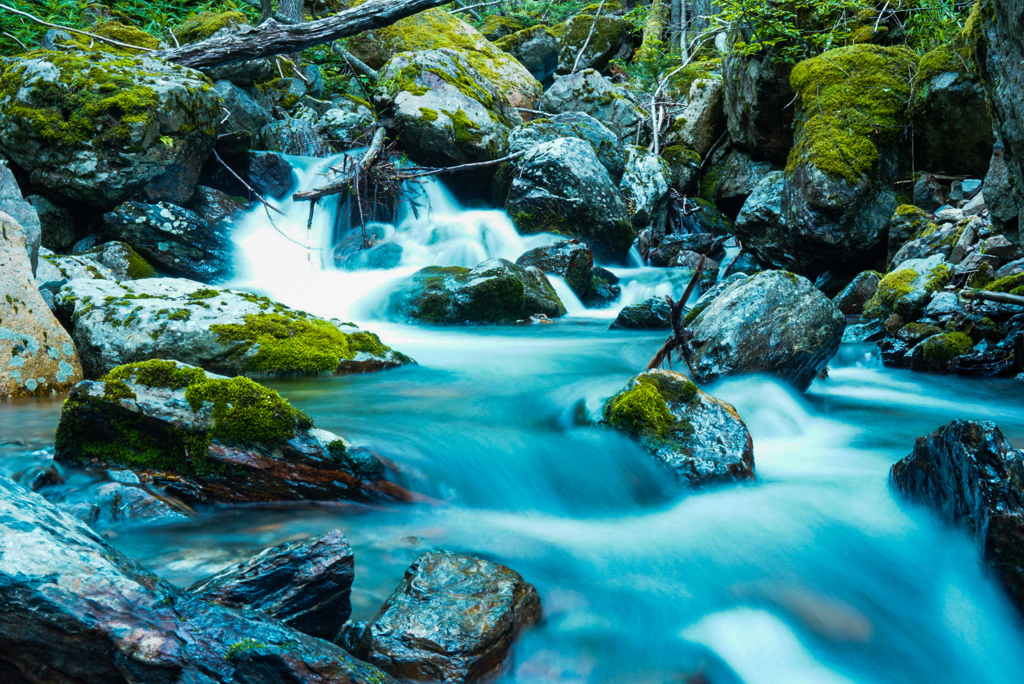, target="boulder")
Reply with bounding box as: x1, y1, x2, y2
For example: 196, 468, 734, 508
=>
984, 140, 1021, 229
257, 119, 335, 157
506, 138, 633, 263
248, 151, 297, 200
688, 270, 845, 391
550, 12, 632, 74
320, 95, 377, 143
602, 369, 755, 486
0, 471, 398, 683
700, 148, 776, 218
609, 296, 670, 329
540, 70, 647, 142
190, 529, 354, 640
495, 25, 559, 84
582, 266, 621, 308
505, 112, 625, 181
722, 50, 793, 164
832, 271, 881, 315
647, 233, 725, 267
0, 162, 41, 274
662, 144, 702, 194
55, 360, 392, 503
390, 258, 566, 324
366, 550, 541, 683
620, 146, 671, 235
515, 239, 593, 298
0, 212, 83, 398
214, 79, 274, 146
0, 50, 221, 207
477, 15, 525, 40
54, 277, 412, 377
664, 77, 725, 158
78, 241, 157, 280
43, 474, 189, 528
890, 420, 1024, 611
102, 200, 232, 282
861, 254, 951, 321
26, 194, 75, 252
186, 185, 247, 229
375, 48, 520, 169
347, 8, 542, 108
